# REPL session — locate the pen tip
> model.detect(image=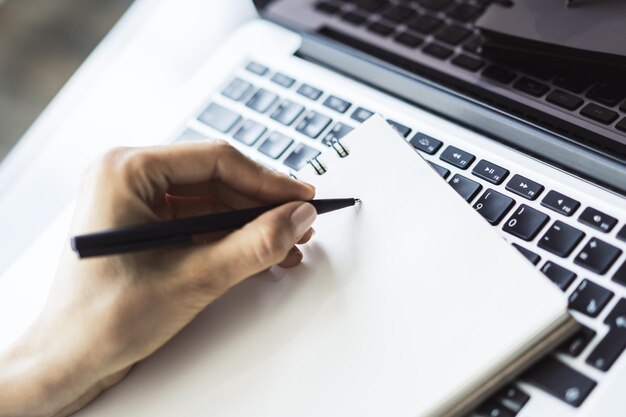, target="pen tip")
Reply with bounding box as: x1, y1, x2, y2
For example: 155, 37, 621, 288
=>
354, 198, 362, 205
